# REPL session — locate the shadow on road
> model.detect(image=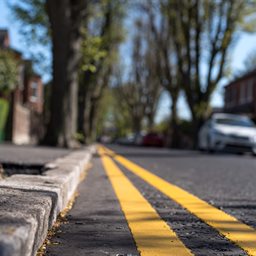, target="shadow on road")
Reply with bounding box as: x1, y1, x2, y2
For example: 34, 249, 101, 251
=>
96, 146, 253, 159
